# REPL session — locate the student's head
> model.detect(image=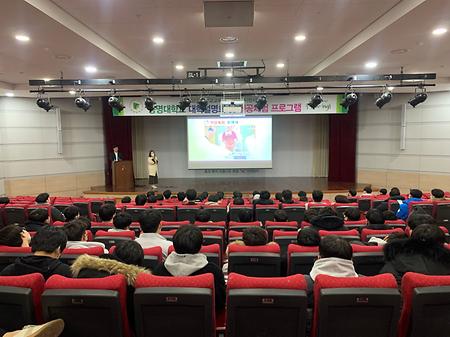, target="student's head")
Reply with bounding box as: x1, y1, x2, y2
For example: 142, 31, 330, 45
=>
186, 189, 197, 201
99, 203, 116, 222
148, 195, 157, 203
63, 220, 86, 241
383, 210, 398, 221
410, 189, 423, 199
113, 146, 119, 153
410, 224, 446, 247
363, 186, 372, 194
335, 195, 350, 204
431, 188, 445, 199
28, 208, 49, 224
237, 209, 253, 222
260, 190, 271, 200
274, 192, 283, 202
149, 150, 155, 157
173, 225, 203, 254
274, 210, 288, 222
113, 212, 133, 230
0, 197, 10, 204
35, 193, 50, 204
216, 191, 225, 200
30, 226, 67, 255
253, 191, 260, 197
121, 196, 132, 203
0, 225, 31, 247
304, 208, 319, 223
312, 190, 323, 202
177, 191, 186, 201
281, 189, 293, 201
198, 192, 208, 202
348, 189, 357, 197
63, 205, 80, 222
233, 197, 244, 205
113, 241, 144, 266
319, 235, 352, 260
163, 190, 172, 200
242, 227, 268, 246
298, 190, 308, 202
139, 210, 162, 233
389, 187, 401, 197
156, 194, 164, 201
208, 194, 220, 203
147, 191, 156, 197
366, 208, 385, 225
233, 191, 242, 199
344, 208, 360, 221
195, 209, 211, 222
407, 212, 435, 230
77, 217, 91, 230
297, 227, 321, 246
135, 194, 147, 206
379, 188, 388, 195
